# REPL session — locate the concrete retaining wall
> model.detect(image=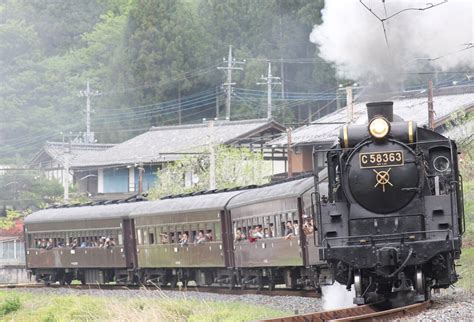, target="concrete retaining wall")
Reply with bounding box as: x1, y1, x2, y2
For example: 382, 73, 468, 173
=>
0, 265, 29, 284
